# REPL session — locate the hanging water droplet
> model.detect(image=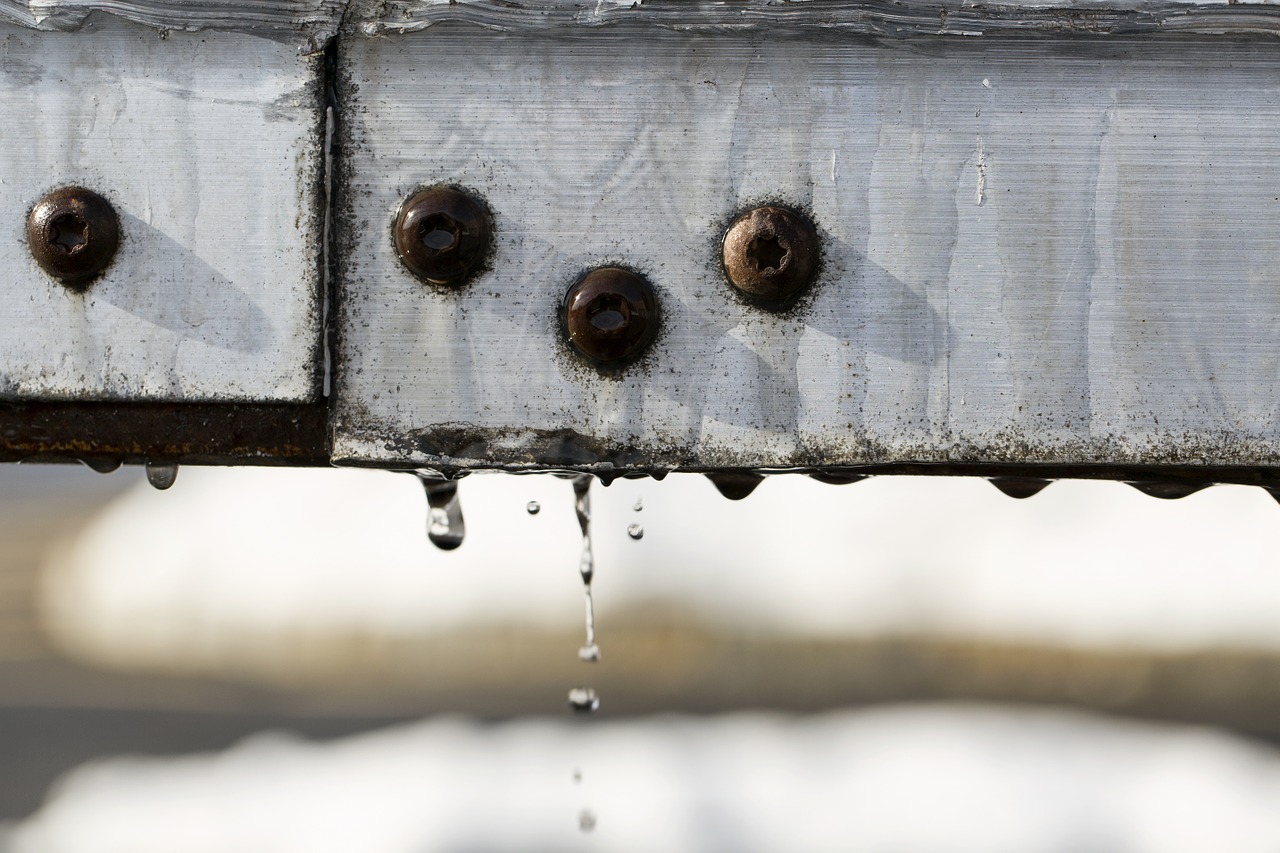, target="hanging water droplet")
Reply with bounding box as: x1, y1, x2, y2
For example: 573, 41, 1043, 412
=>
632, 497, 643, 512
418, 475, 466, 551
145, 462, 179, 491
808, 471, 868, 486
578, 643, 600, 662
706, 471, 764, 500
626, 523, 644, 540
81, 457, 122, 474
578, 810, 597, 833
526, 500, 541, 515
989, 476, 1051, 499
568, 687, 600, 713
1128, 480, 1208, 500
